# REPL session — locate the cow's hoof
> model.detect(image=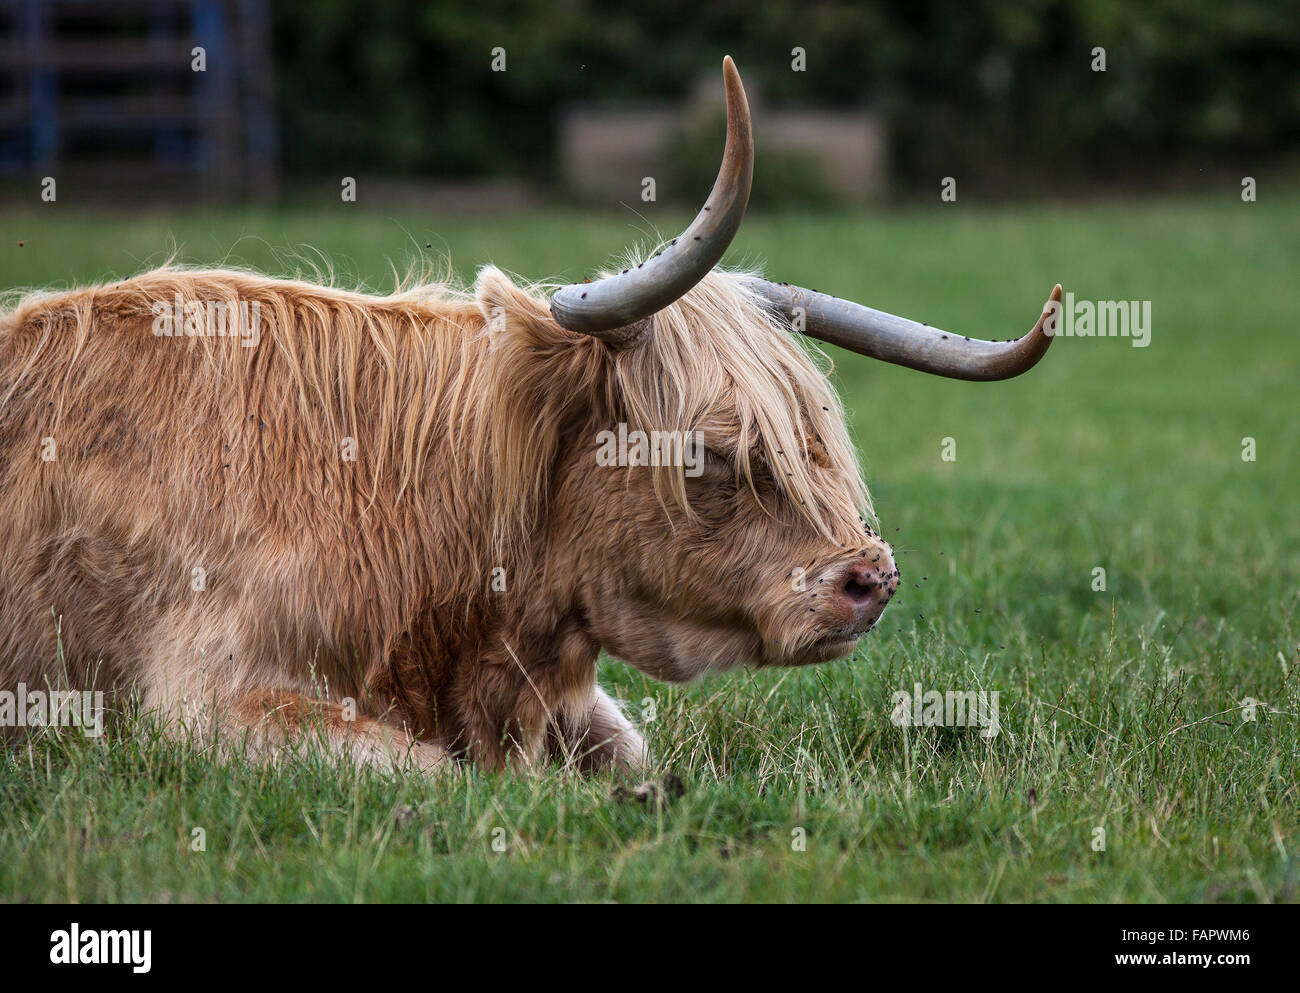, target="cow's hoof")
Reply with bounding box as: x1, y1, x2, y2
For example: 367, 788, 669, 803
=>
610, 773, 686, 809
